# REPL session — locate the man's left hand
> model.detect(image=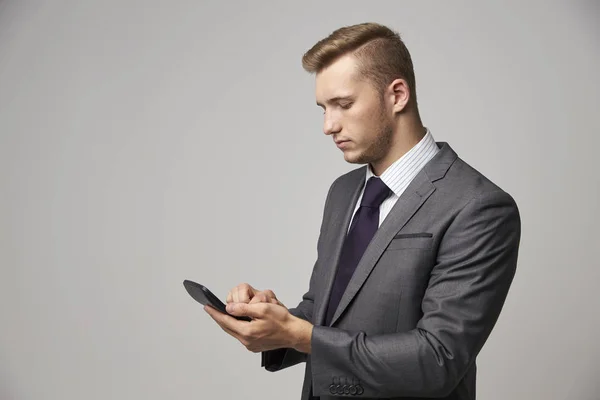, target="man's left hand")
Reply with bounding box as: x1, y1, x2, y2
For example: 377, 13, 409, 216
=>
204, 302, 313, 353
